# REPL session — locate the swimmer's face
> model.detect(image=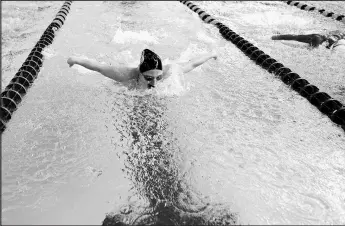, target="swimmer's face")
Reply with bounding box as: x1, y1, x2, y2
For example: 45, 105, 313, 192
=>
140, 69, 163, 89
